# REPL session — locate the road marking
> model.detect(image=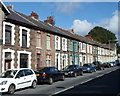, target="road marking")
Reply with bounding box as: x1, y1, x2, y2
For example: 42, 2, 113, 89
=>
52, 86, 74, 96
